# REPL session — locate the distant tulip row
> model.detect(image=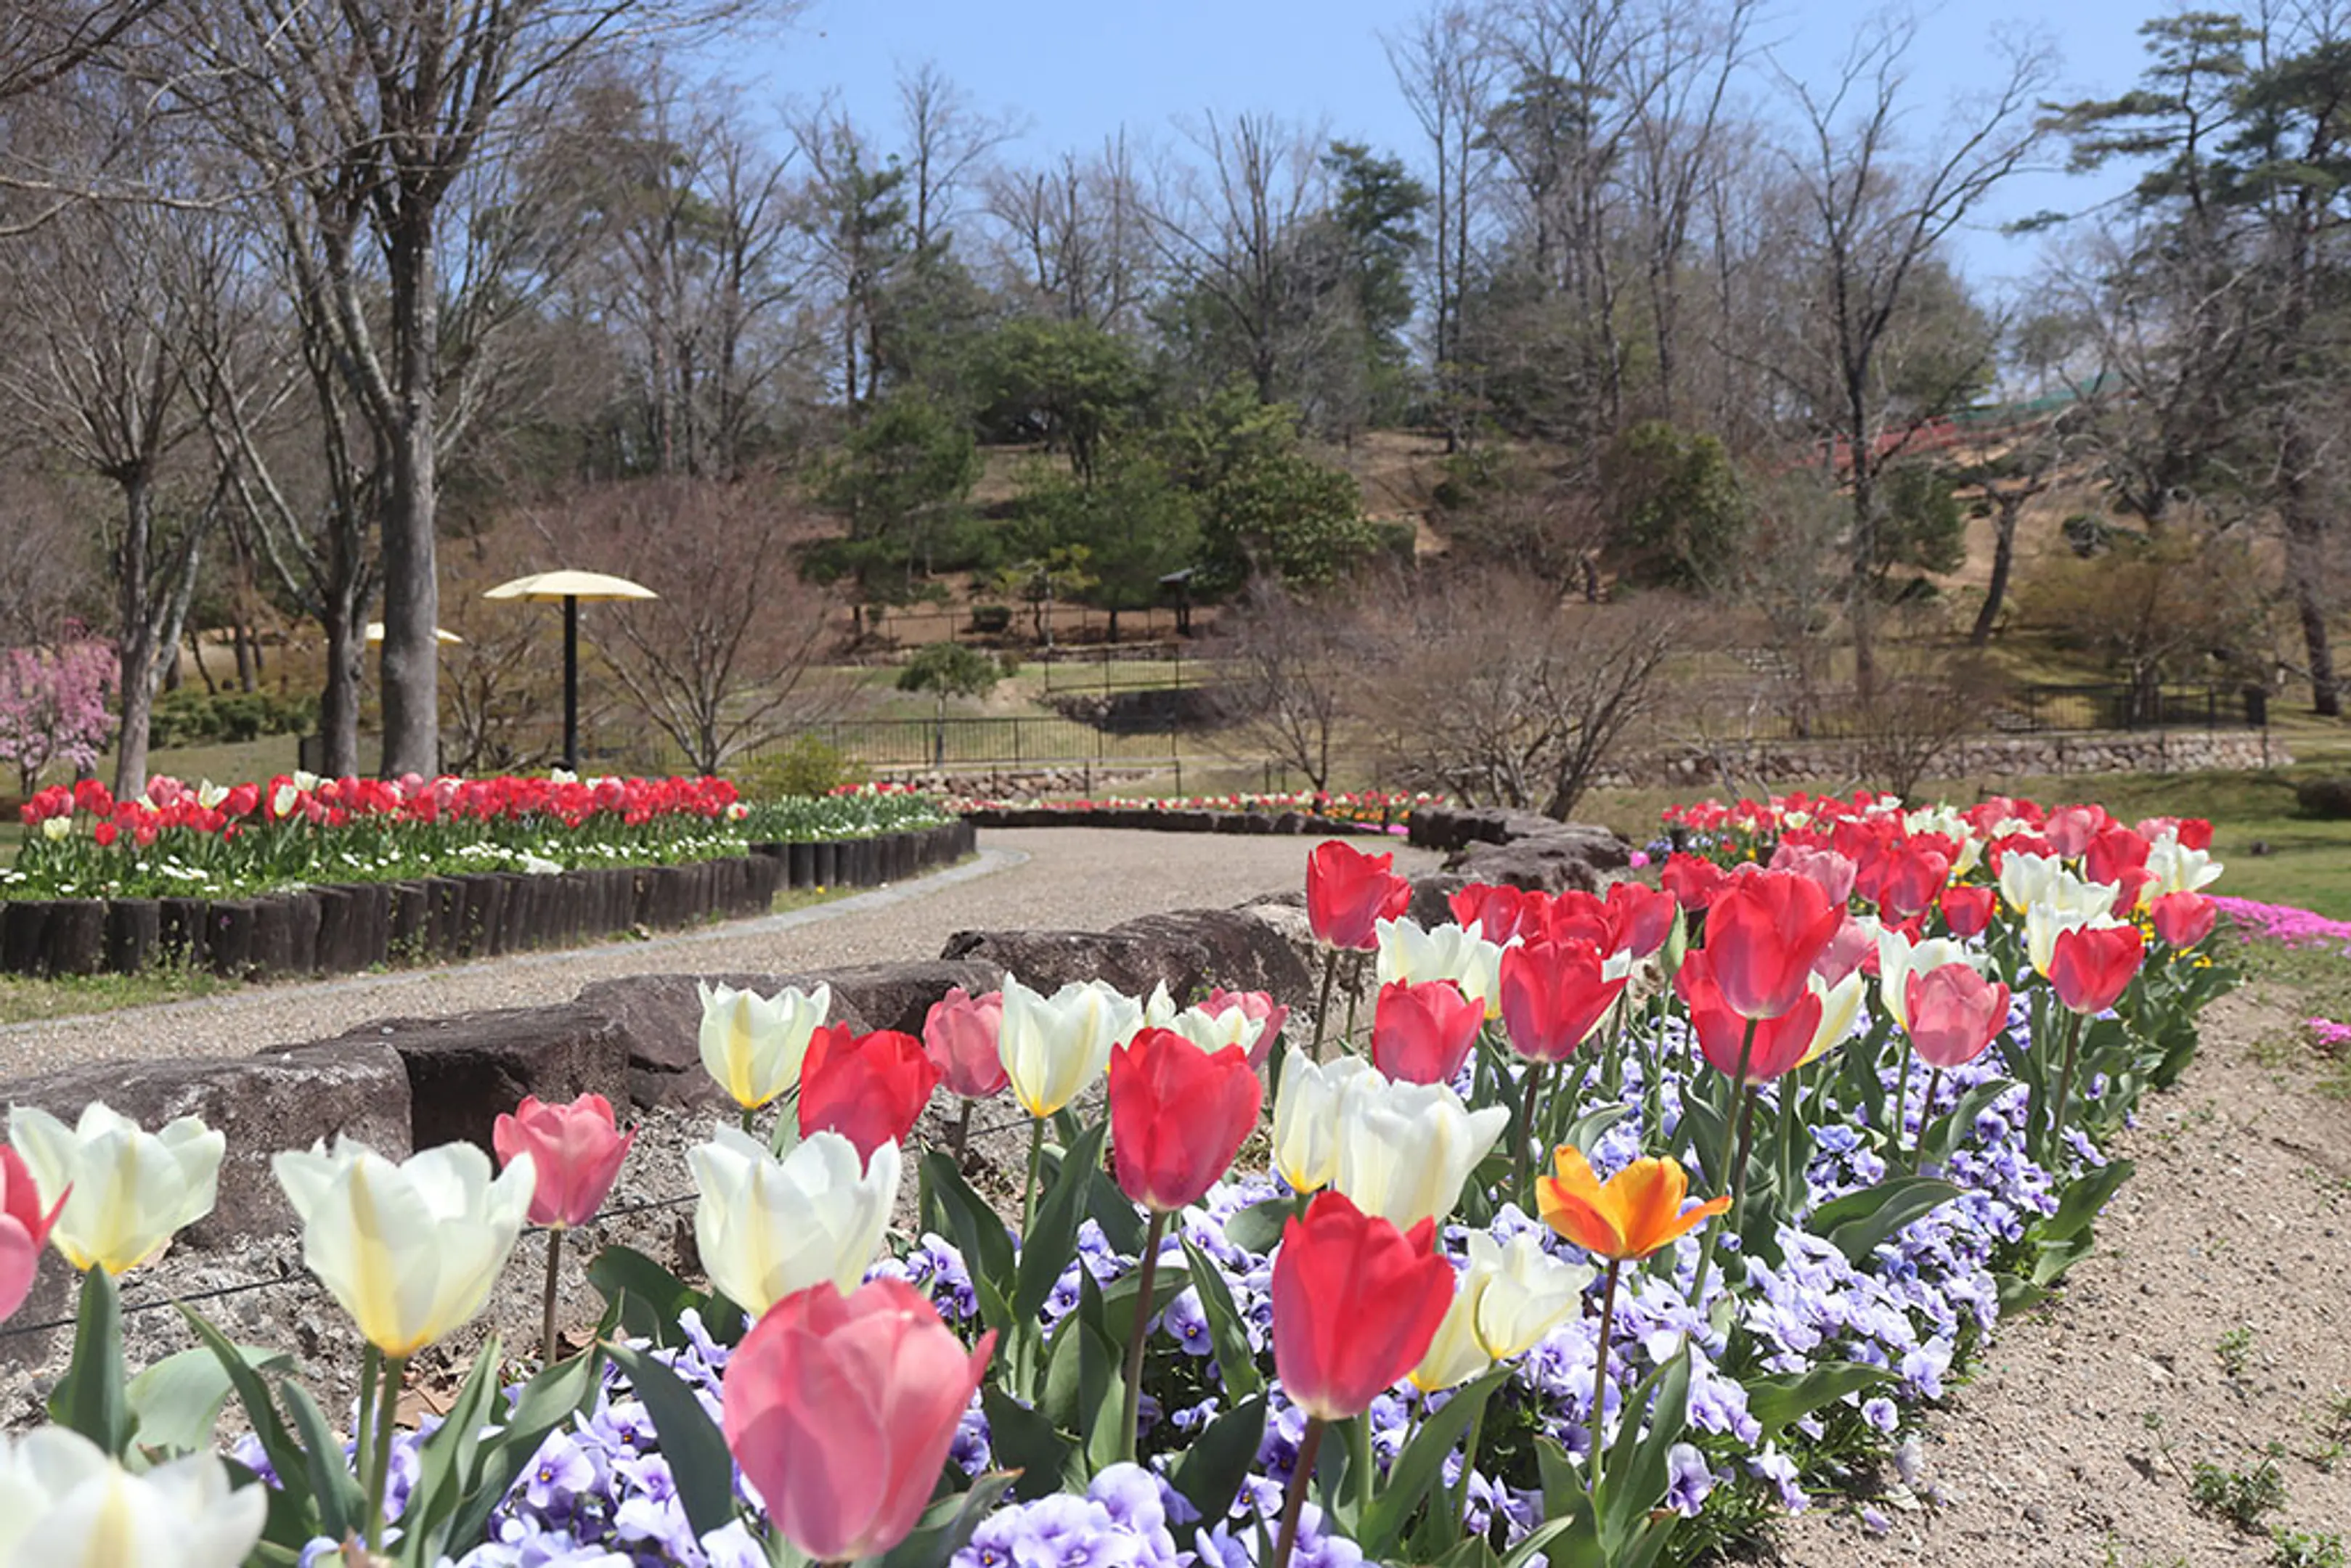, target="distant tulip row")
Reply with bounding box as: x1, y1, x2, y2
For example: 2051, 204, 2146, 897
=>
6, 770, 948, 901
0, 787, 2238, 1568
